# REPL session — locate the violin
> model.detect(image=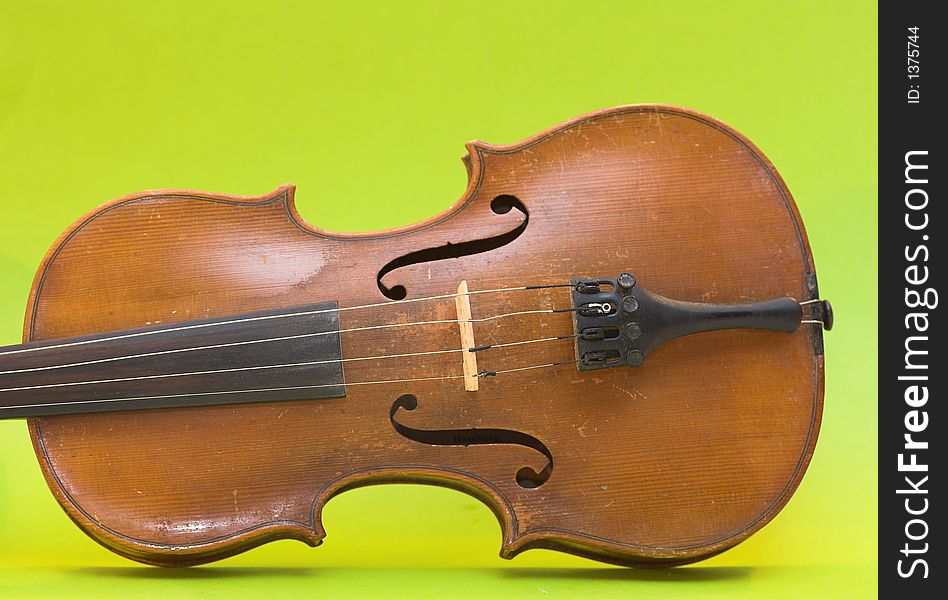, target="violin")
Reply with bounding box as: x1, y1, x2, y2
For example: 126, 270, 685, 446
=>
0, 105, 832, 567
